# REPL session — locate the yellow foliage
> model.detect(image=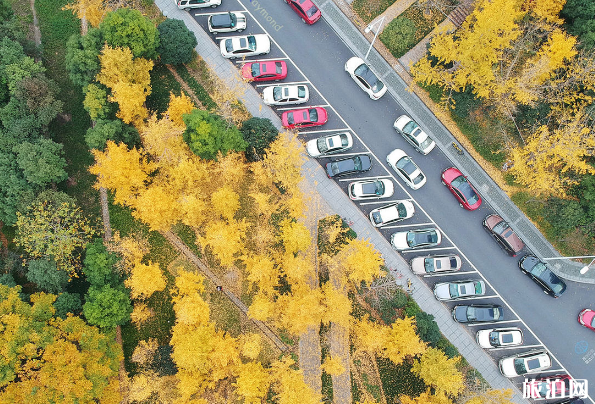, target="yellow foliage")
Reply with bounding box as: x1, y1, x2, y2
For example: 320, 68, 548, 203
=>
109, 232, 149, 266
279, 219, 312, 255
90, 141, 155, 205
62, 0, 108, 28
321, 355, 345, 376
110, 80, 149, 126
277, 285, 325, 336
384, 316, 427, 365
214, 151, 247, 188
201, 219, 247, 267
528, 0, 566, 23
270, 357, 323, 404
141, 114, 190, 165
125, 260, 167, 300
130, 183, 182, 231
240, 334, 262, 360
174, 293, 211, 326
280, 253, 314, 286
167, 92, 195, 126
353, 316, 387, 354
211, 186, 240, 221
249, 191, 275, 216
131, 338, 159, 366
411, 348, 464, 396
321, 282, 352, 328
179, 194, 208, 228
334, 238, 384, 285
248, 294, 276, 322
130, 302, 154, 328
401, 390, 454, 404
235, 361, 270, 404
173, 269, 205, 297
263, 132, 305, 194
462, 389, 514, 404
243, 254, 279, 293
